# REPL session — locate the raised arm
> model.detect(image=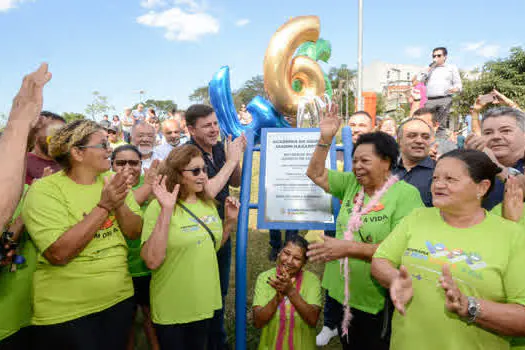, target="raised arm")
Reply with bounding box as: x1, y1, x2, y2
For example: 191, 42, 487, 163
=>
0, 63, 51, 229
221, 196, 240, 246
141, 178, 179, 270
306, 104, 340, 193
206, 135, 245, 197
